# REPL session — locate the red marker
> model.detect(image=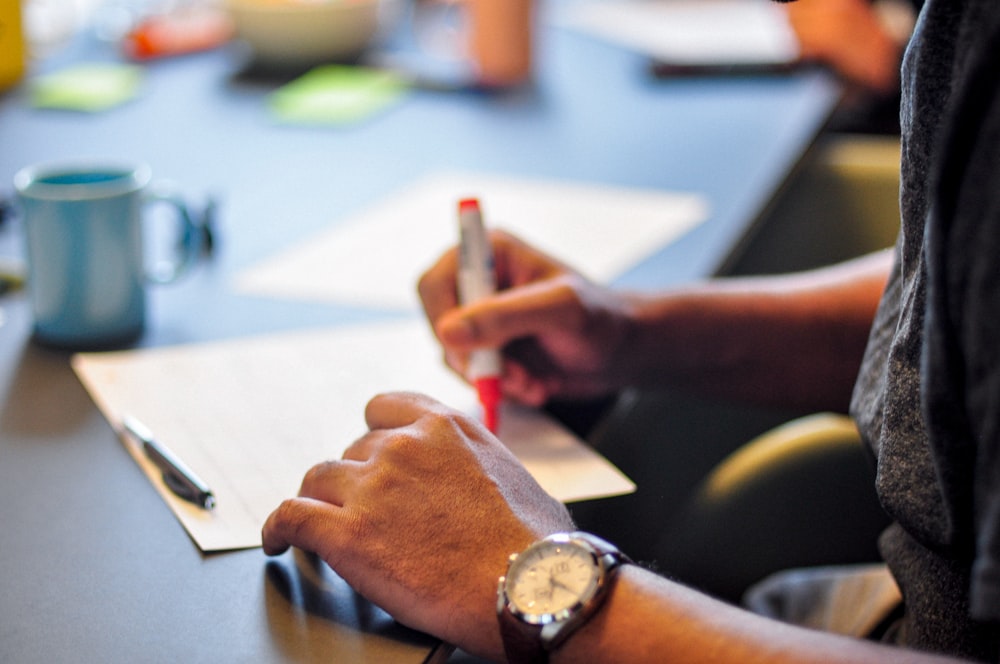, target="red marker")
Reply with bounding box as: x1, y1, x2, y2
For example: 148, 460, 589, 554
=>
457, 198, 502, 433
